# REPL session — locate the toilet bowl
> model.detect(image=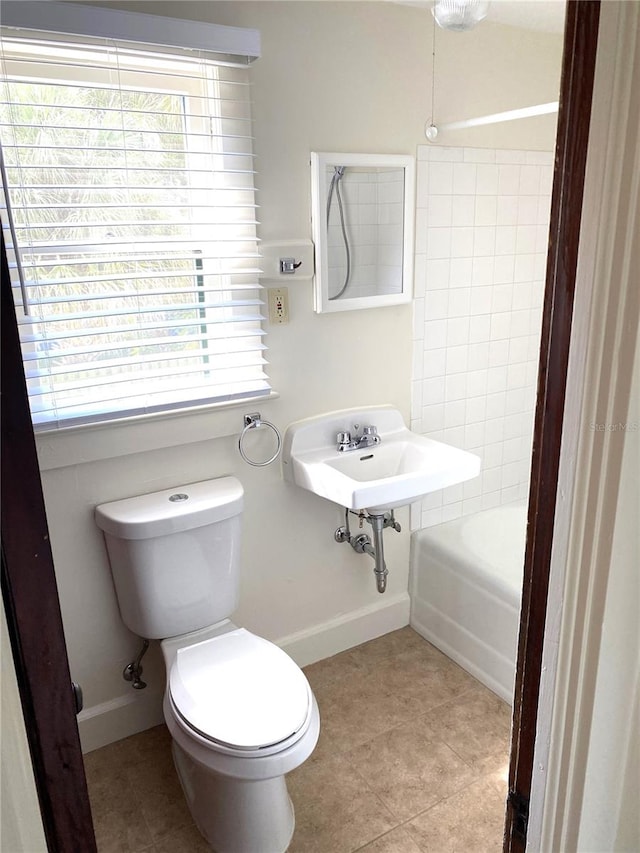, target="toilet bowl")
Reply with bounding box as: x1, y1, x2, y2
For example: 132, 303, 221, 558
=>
163, 623, 320, 852
95, 477, 320, 853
